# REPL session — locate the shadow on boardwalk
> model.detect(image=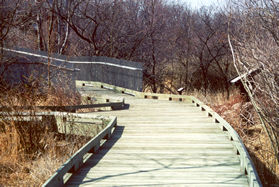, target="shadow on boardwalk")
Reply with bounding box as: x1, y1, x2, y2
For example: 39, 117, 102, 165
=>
66, 121, 245, 186
65, 125, 125, 185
